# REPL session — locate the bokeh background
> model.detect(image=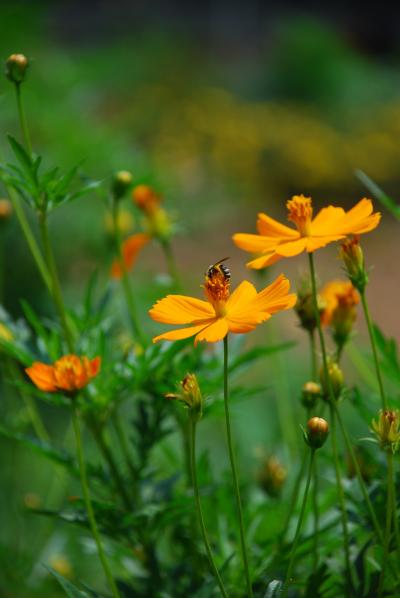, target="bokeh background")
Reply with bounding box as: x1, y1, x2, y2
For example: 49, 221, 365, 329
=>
1, 1, 400, 594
